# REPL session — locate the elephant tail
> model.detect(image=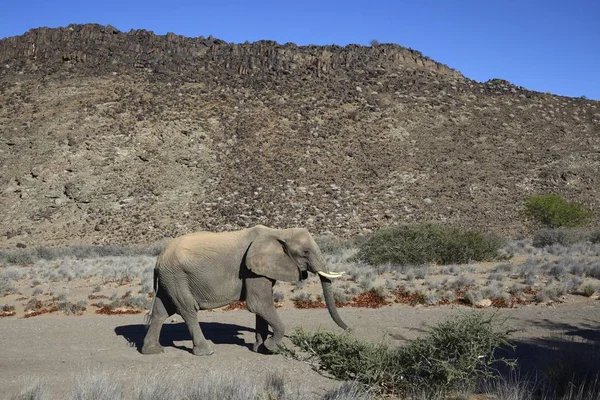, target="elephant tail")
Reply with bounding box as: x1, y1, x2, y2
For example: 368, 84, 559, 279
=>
144, 266, 159, 328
